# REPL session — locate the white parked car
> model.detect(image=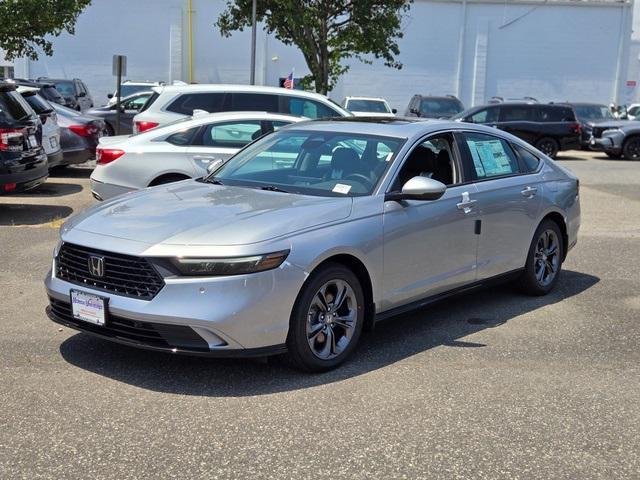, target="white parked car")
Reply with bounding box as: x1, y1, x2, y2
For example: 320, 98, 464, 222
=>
342, 96, 396, 118
107, 80, 163, 106
132, 84, 350, 133
17, 85, 63, 168
90, 111, 304, 201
